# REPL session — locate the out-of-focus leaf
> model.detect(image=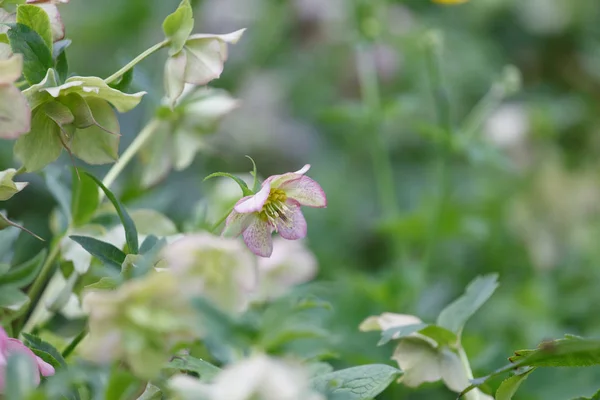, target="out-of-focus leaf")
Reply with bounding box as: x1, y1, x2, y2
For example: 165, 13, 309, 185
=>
0, 248, 46, 288
167, 355, 221, 382
378, 323, 428, 346
311, 364, 402, 400
71, 169, 99, 227
436, 274, 499, 335
104, 368, 145, 400
5, 352, 36, 400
